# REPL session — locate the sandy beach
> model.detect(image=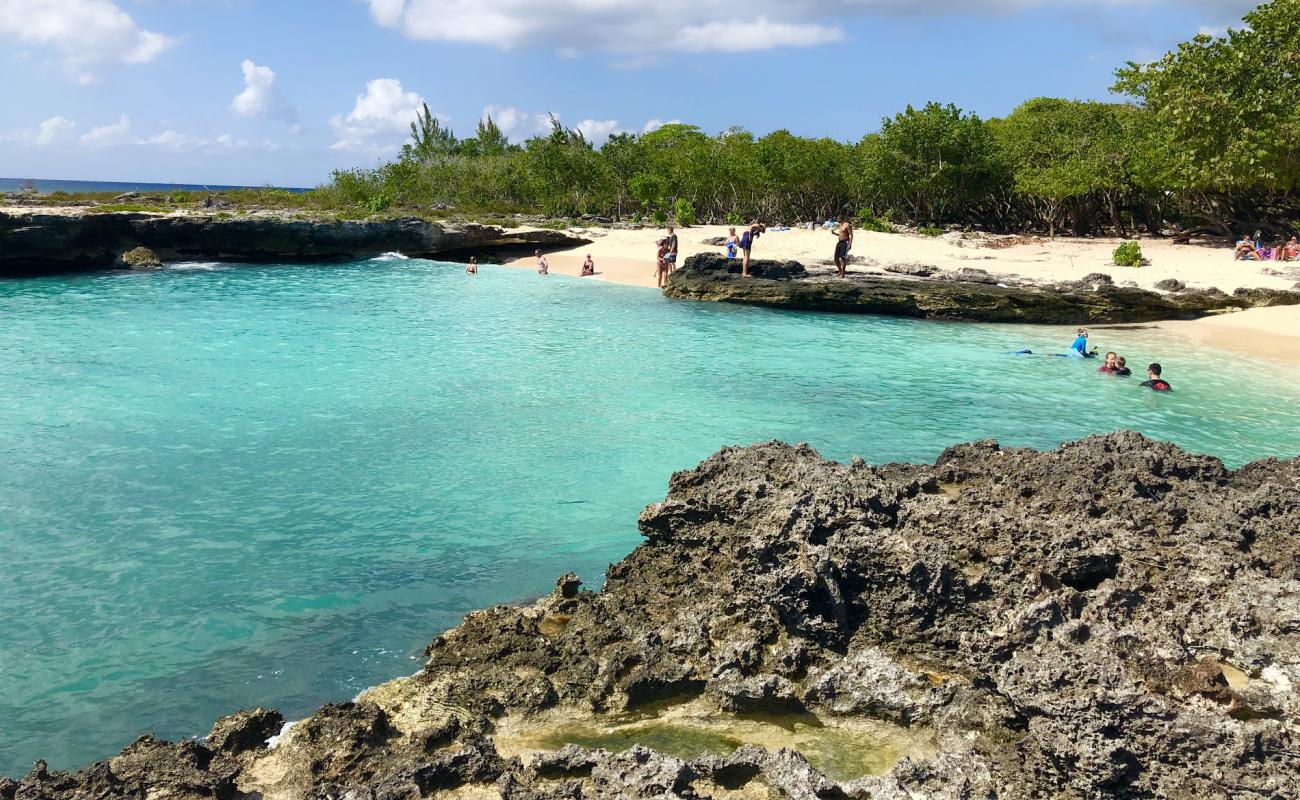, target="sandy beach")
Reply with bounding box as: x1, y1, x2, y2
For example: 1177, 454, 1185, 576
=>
512, 225, 1300, 365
